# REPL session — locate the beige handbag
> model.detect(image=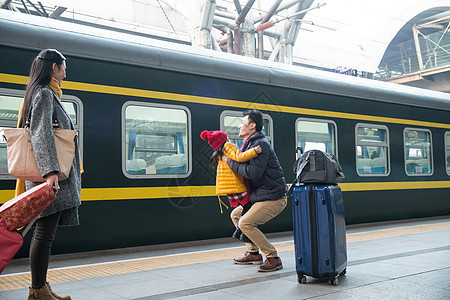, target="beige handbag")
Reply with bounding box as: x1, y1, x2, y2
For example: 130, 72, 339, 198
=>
2, 127, 76, 182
